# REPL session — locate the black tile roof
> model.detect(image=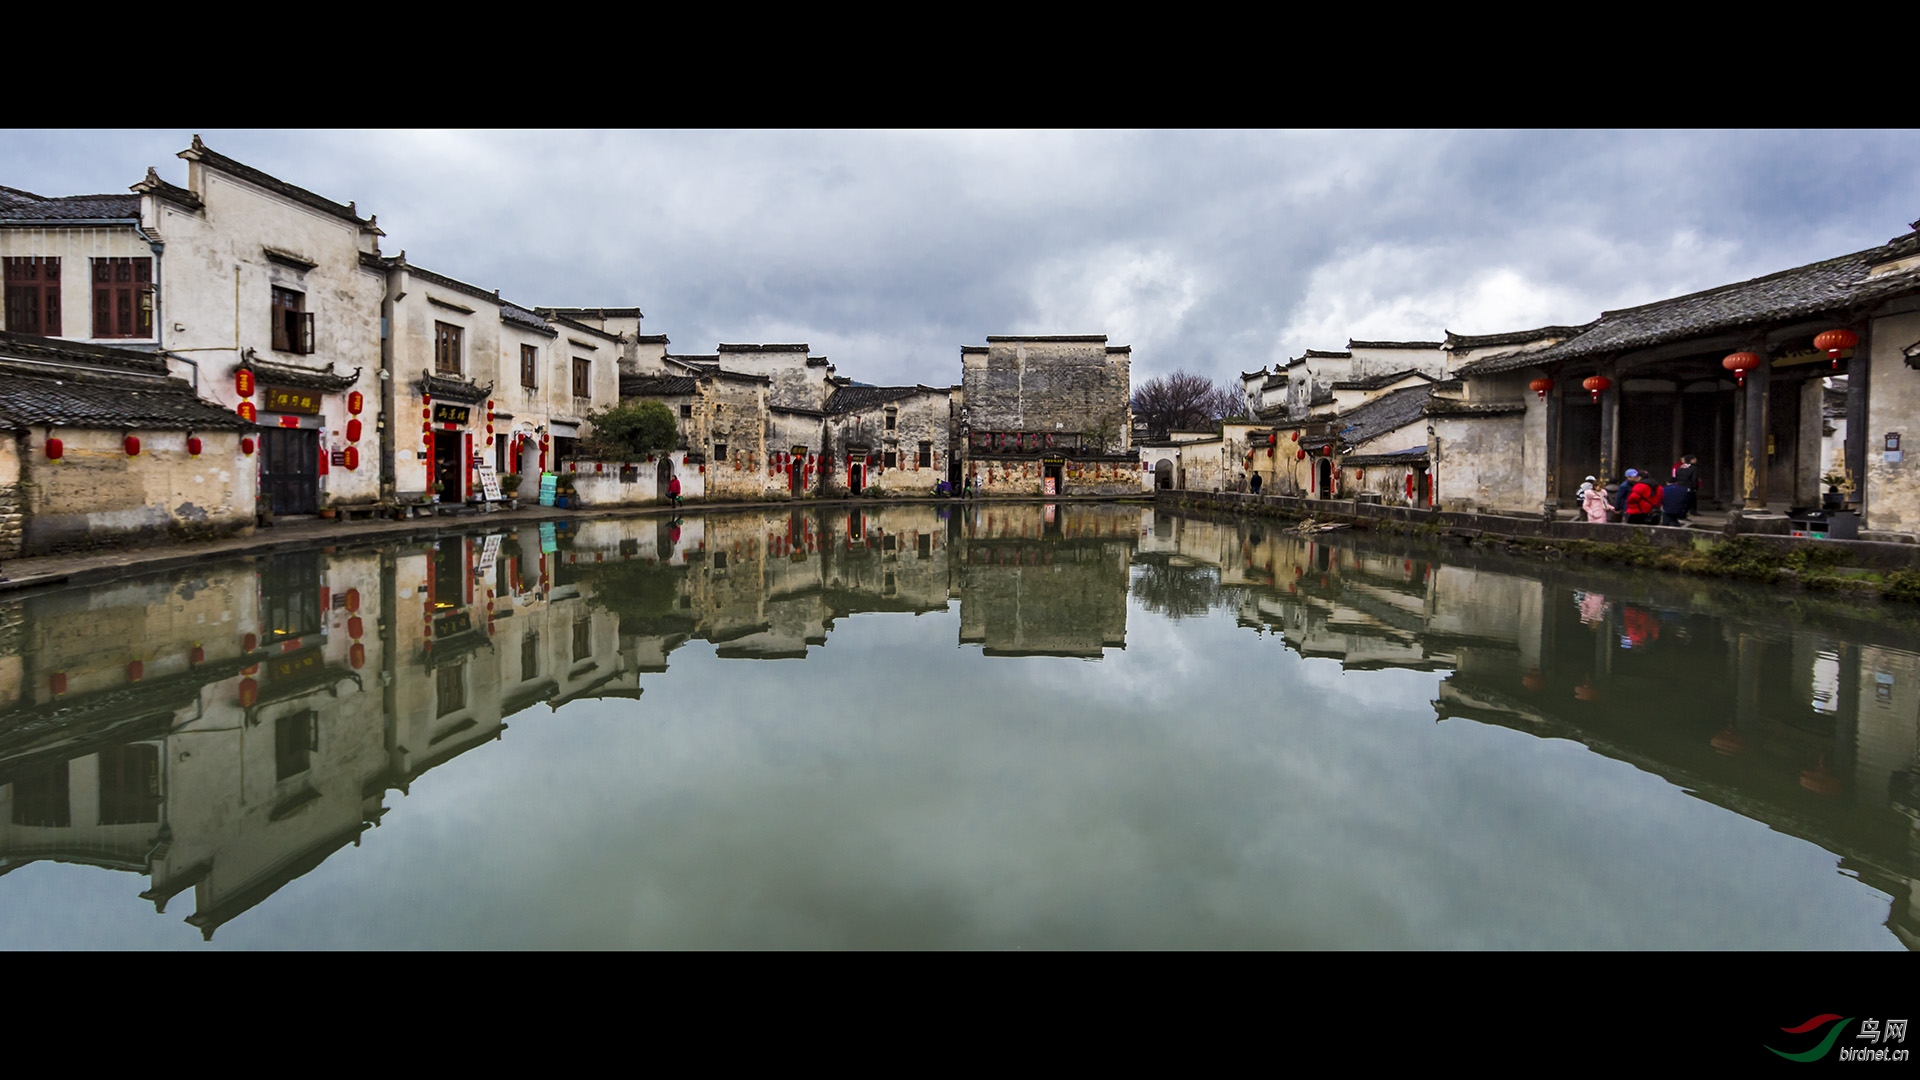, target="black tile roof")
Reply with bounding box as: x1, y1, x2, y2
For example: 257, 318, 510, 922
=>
416, 371, 493, 404
131, 167, 203, 211
239, 353, 361, 392
402, 260, 501, 307
0, 185, 140, 222
181, 135, 373, 228
635, 334, 670, 344
1303, 349, 1352, 359
825, 385, 942, 415
1330, 368, 1437, 391
1423, 399, 1527, 418
500, 303, 557, 336
621, 374, 698, 397
0, 330, 168, 376
535, 310, 623, 343
1326, 384, 1432, 449
1443, 324, 1591, 350
540, 306, 643, 320
718, 343, 809, 352
1347, 339, 1442, 350
0, 345, 249, 430
1457, 231, 1920, 376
